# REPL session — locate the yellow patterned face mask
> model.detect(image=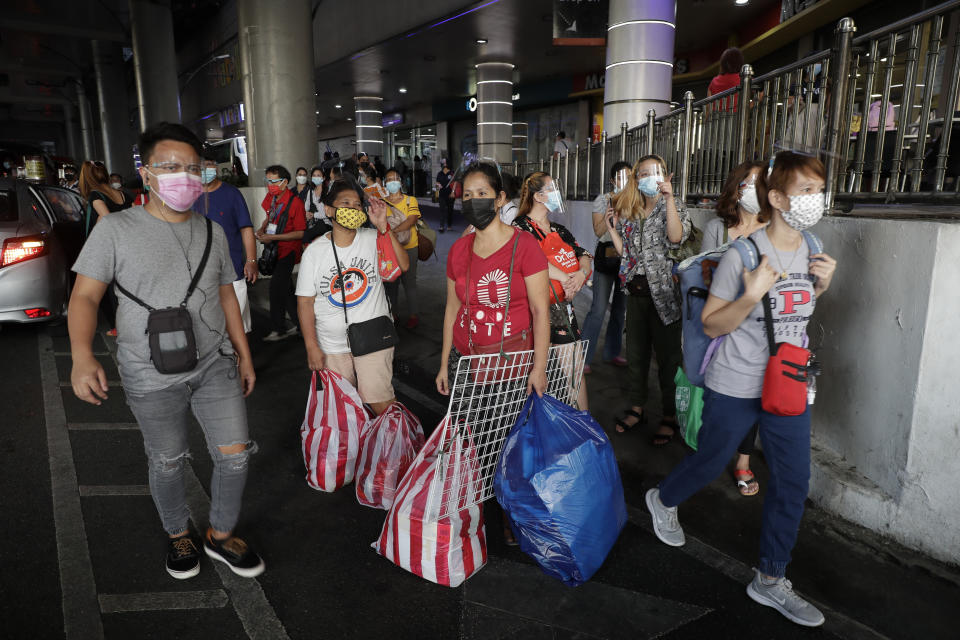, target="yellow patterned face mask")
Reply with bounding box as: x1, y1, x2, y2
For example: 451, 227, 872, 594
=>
335, 207, 367, 230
